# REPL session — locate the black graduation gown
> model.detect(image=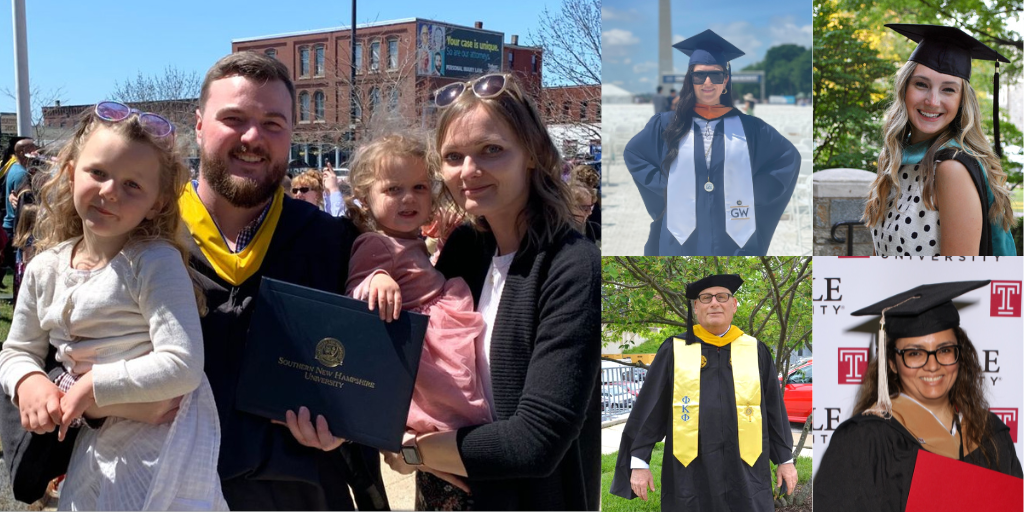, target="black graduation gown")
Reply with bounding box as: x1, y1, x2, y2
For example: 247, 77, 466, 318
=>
623, 109, 801, 255
814, 411, 1023, 512
609, 333, 794, 511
